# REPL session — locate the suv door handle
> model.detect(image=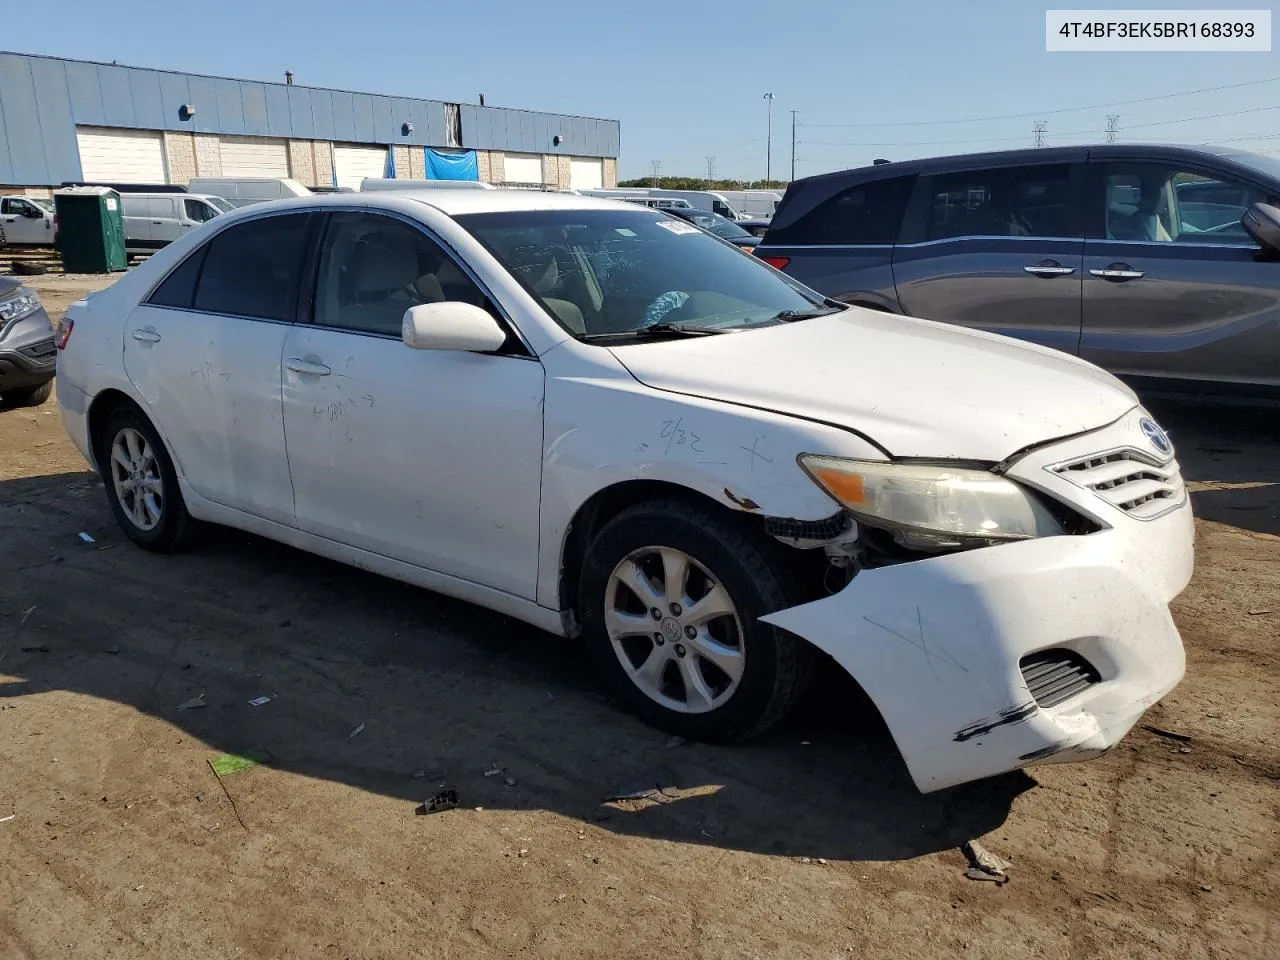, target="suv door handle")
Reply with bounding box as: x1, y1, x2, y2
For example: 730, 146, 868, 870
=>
1023, 260, 1077, 277
151, 220, 165, 225
285, 358, 332, 377
130, 328, 161, 343
1090, 263, 1145, 281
